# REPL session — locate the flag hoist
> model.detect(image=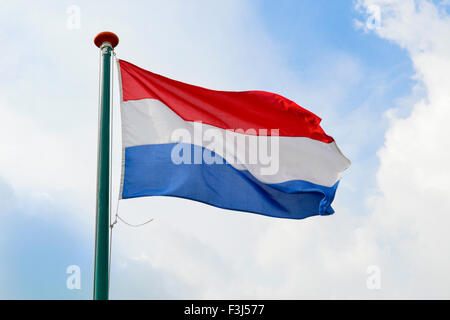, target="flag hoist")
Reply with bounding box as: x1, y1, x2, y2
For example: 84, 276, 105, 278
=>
93, 31, 119, 300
